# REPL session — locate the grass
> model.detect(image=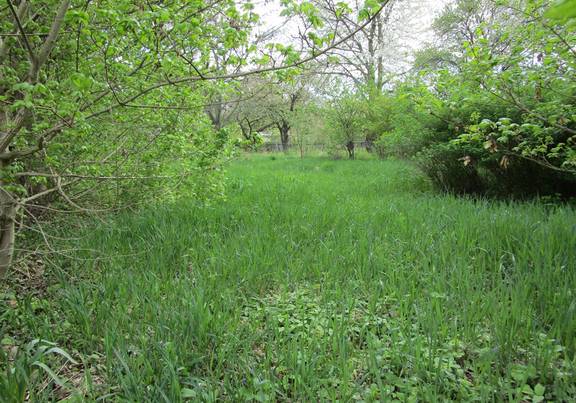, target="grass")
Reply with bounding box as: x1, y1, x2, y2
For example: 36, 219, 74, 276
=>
1, 154, 576, 401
